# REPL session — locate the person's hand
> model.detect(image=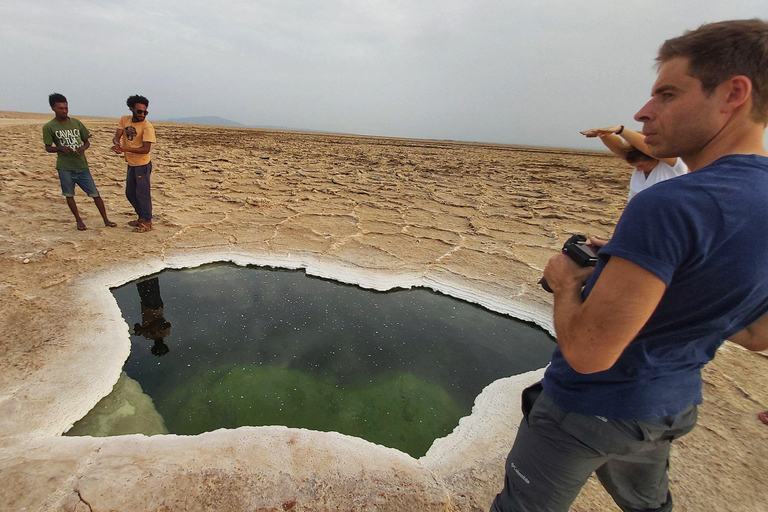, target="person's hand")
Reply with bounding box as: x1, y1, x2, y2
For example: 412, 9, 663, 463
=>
60, 146, 74, 154
111, 144, 123, 154
589, 236, 608, 248
580, 126, 622, 137
76, 146, 87, 155
543, 252, 595, 293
